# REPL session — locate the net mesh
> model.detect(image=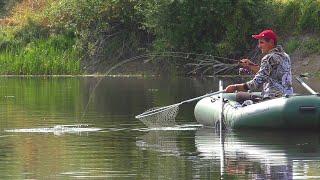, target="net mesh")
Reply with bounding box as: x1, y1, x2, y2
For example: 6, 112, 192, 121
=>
137, 105, 179, 128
